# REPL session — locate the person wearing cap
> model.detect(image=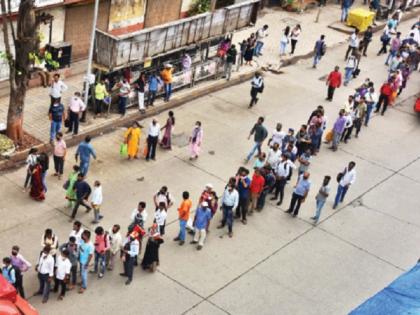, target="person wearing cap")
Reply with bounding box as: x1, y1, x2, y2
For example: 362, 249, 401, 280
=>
120, 231, 139, 285
191, 202, 212, 250
160, 64, 173, 102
